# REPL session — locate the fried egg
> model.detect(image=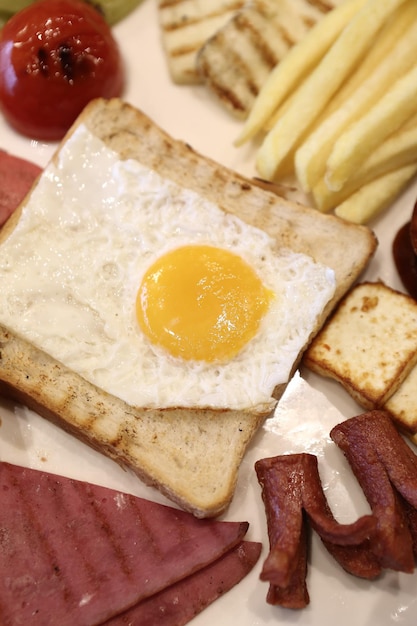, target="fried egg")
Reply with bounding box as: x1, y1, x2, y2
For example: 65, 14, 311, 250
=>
0, 125, 336, 412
